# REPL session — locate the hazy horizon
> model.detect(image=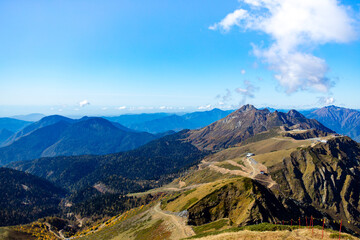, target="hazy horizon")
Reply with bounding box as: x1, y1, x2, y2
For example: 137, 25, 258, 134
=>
0, 103, 357, 119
